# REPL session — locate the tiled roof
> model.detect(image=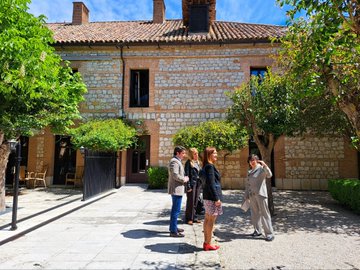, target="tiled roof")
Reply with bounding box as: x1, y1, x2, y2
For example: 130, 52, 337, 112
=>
47, 19, 286, 45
